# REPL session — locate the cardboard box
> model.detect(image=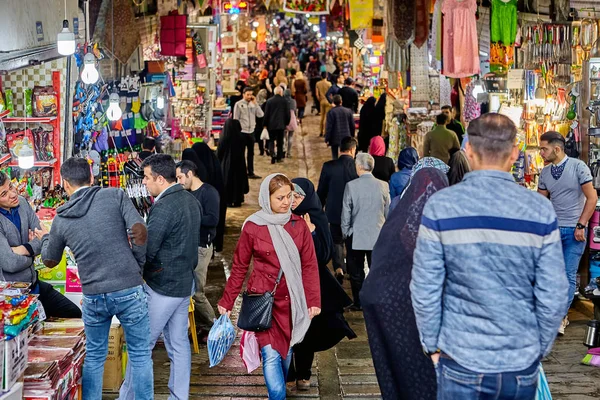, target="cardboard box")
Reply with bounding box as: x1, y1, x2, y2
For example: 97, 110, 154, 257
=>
102, 325, 124, 392
4, 331, 25, 391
